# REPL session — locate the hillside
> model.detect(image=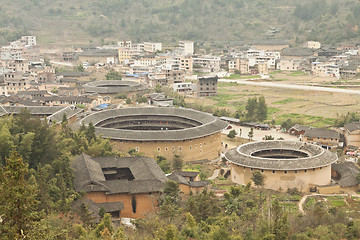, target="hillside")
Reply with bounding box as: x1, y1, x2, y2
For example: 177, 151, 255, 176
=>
0, 0, 359, 46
